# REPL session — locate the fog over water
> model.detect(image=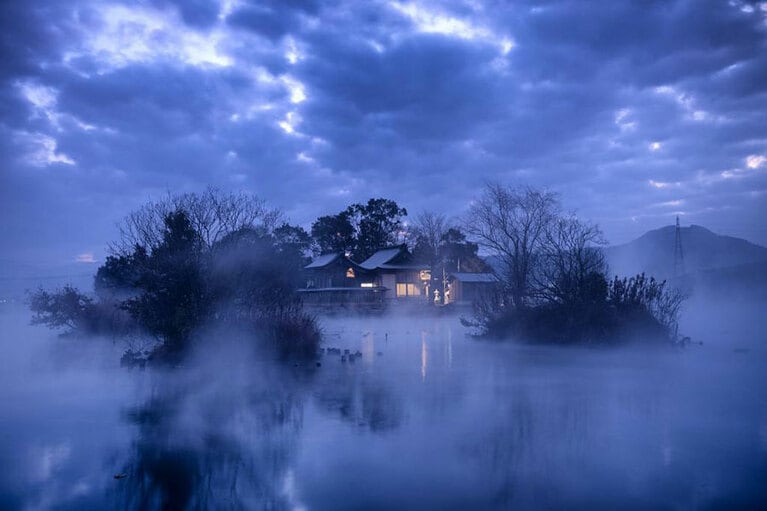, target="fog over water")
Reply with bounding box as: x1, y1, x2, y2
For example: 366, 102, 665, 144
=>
1, 297, 766, 510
